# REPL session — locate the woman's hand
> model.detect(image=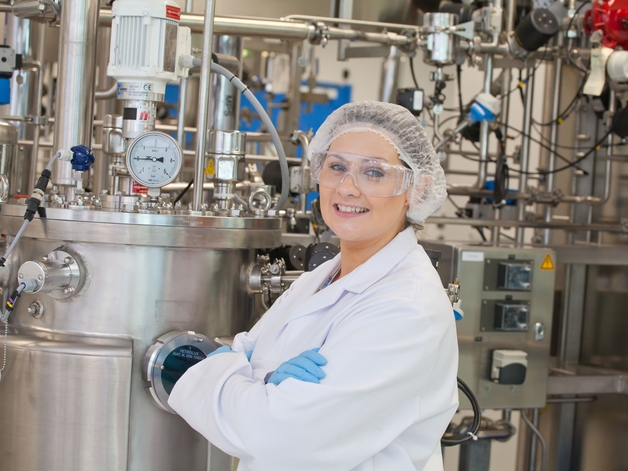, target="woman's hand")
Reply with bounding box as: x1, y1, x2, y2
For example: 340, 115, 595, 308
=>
267, 348, 327, 385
